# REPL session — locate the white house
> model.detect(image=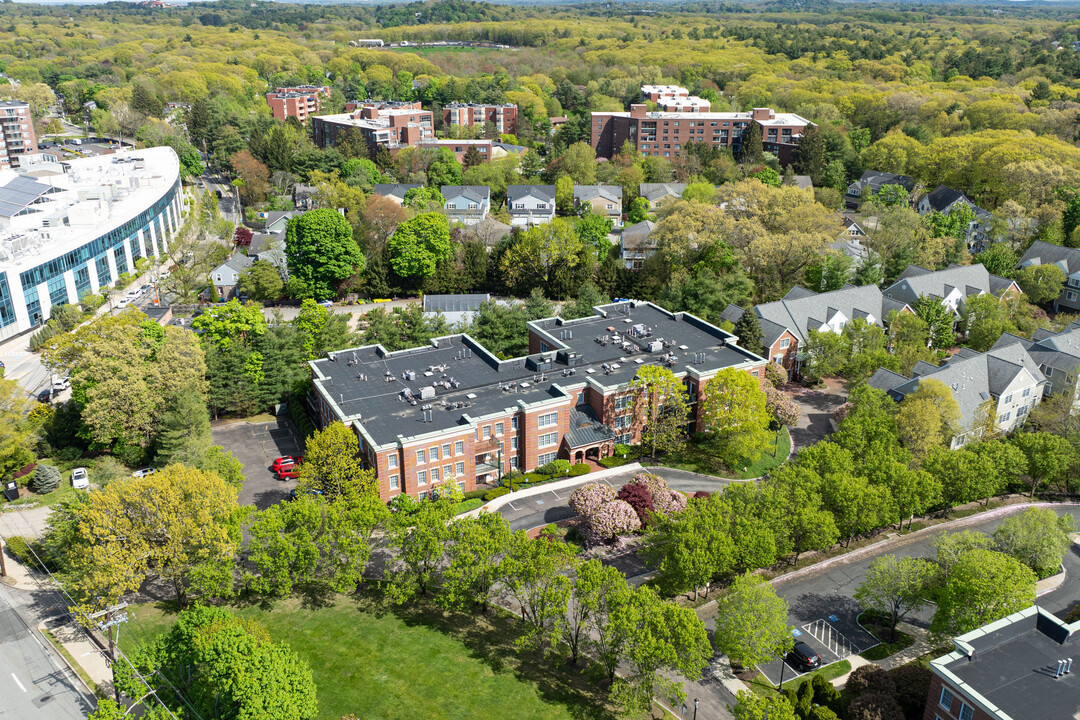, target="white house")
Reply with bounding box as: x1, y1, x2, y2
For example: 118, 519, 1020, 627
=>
506, 185, 556, 227
882, 263, 1021, 322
